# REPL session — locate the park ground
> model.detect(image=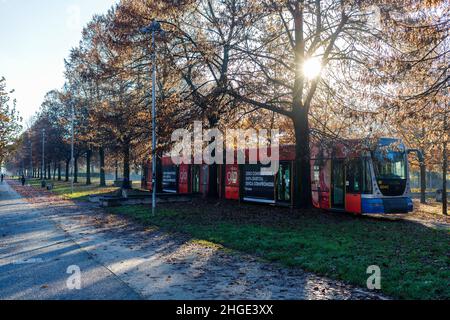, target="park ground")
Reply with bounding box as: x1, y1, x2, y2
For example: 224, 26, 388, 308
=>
1, 178, 449, 300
